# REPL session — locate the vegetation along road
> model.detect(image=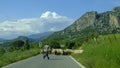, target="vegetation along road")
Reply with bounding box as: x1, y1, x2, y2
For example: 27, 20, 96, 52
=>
2, 54, 84, 68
